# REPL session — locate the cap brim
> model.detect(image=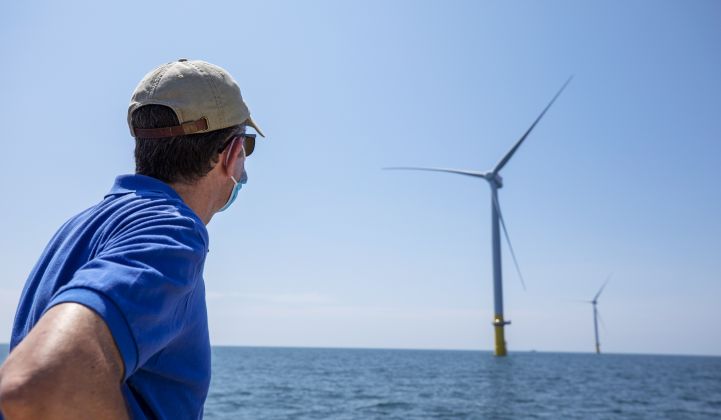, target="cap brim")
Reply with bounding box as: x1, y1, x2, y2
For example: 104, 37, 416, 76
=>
244, 116, 265, 138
